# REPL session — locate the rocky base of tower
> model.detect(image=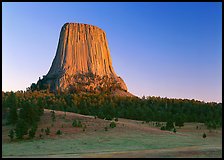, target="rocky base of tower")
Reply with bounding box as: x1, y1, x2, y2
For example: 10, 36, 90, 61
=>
30, 73, 134, 97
